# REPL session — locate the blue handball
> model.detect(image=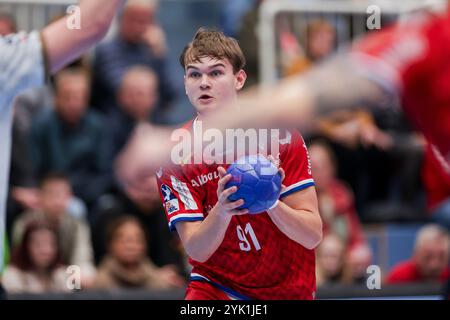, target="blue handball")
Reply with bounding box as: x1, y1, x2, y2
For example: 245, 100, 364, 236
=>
225, 155, 282, 214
